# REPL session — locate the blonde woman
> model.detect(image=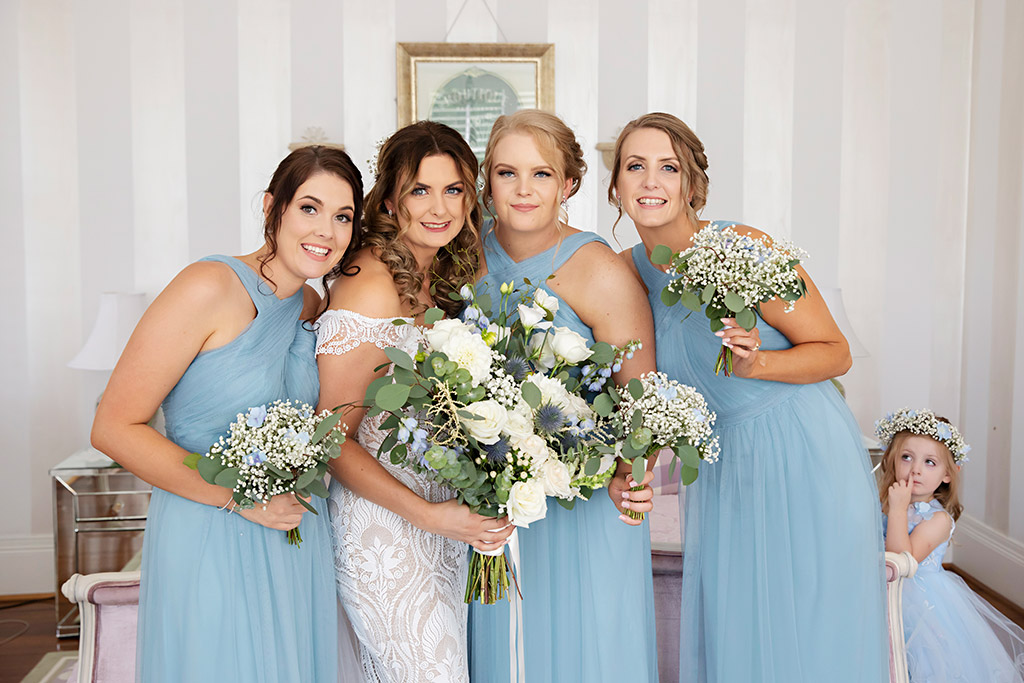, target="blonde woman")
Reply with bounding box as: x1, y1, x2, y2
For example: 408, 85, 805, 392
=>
468, 110, 659, 682
315, 121, 513, 682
